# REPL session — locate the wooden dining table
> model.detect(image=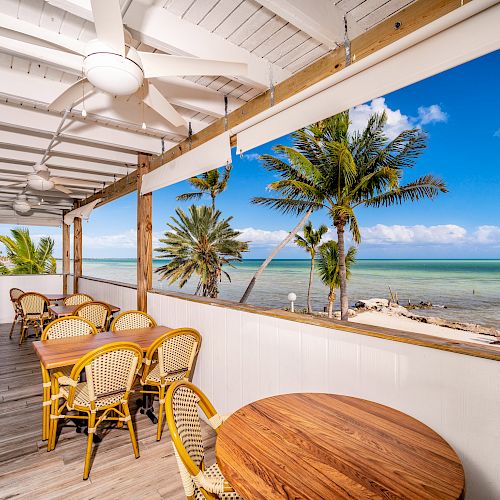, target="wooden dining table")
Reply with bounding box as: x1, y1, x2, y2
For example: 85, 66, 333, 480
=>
216, 393, 465, 500
48, 303, 121, 318
44, 293, 70, 303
